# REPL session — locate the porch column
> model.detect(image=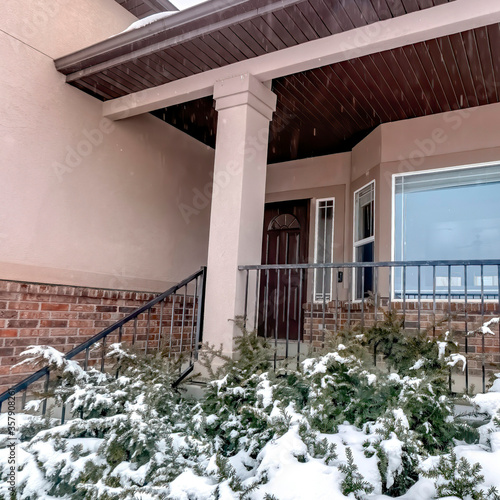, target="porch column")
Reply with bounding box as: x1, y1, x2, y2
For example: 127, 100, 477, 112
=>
203, 73, 277, 357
